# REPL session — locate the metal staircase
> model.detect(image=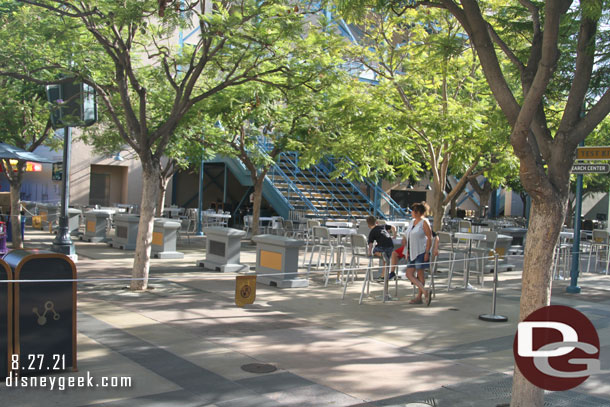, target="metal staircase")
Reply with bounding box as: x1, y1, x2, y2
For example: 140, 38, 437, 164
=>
266, 151, 408, 220
209, 138, 408, 220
